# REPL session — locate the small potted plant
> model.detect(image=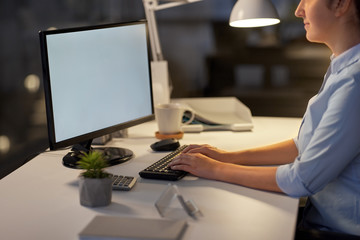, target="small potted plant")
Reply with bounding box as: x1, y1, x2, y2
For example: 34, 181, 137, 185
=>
77, 150, 112, 207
